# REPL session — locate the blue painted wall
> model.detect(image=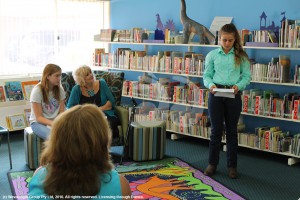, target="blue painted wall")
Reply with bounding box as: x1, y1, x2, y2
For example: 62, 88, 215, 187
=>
110, 0, 300, 135
111, 0, 300, 31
